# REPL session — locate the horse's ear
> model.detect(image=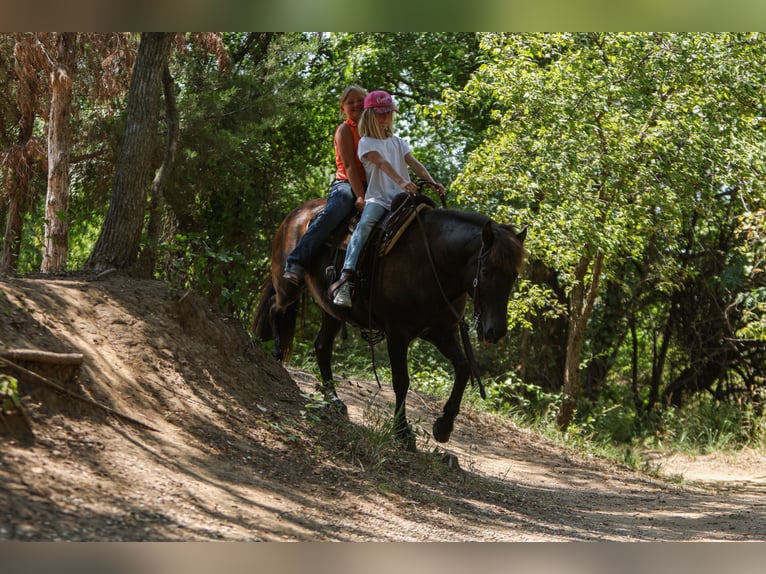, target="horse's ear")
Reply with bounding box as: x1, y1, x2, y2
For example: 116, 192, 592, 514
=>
482, 220, 495, 249
517, 226, 528, 243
